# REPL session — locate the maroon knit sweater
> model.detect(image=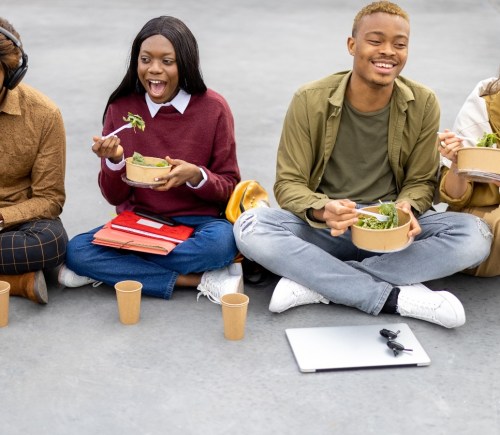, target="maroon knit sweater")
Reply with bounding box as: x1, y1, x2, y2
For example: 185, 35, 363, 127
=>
98, 89, 241, 217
